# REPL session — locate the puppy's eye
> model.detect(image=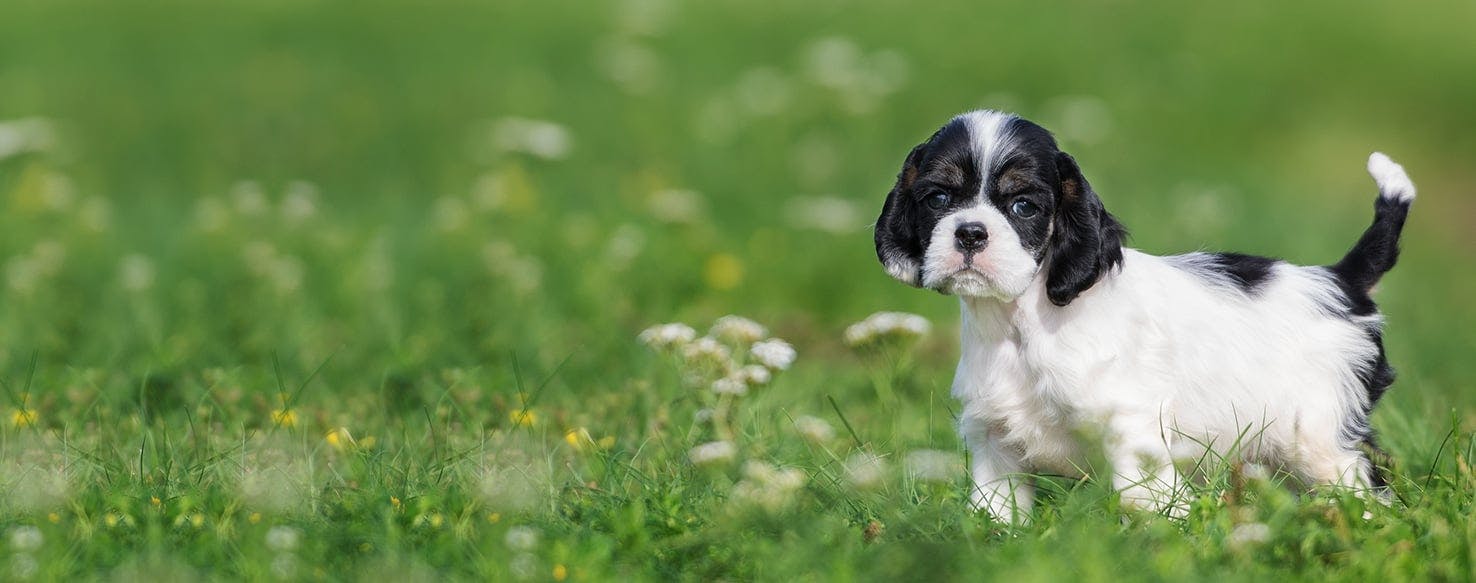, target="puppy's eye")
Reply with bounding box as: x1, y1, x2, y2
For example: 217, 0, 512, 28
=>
1009, 199, 1040, 218
924, 191, 950, 210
